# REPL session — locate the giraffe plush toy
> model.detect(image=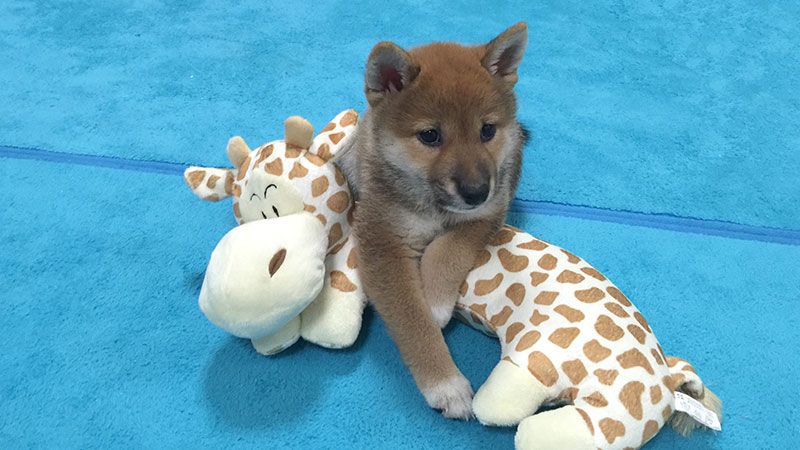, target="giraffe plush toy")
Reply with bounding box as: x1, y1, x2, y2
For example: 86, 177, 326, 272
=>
185, 111, 721, 449
185, 110, 367, 354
